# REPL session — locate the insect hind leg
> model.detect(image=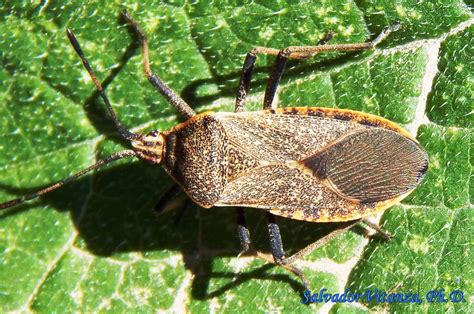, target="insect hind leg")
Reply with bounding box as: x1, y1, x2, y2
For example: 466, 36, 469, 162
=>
280, 220, 361, 266
234, 32, 334, 113
254, 217, 366, 289
270, 218, 391, 266
250, 212, 310, 289
361, 218, 392, 240
259, 24, 399, 109
262, 31, 335, 110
